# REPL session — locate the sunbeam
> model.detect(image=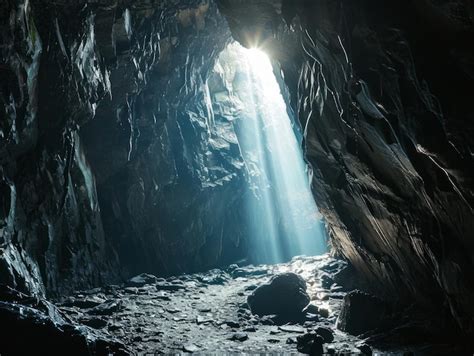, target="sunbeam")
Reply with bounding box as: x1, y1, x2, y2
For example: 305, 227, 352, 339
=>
212, 43, 328, 263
